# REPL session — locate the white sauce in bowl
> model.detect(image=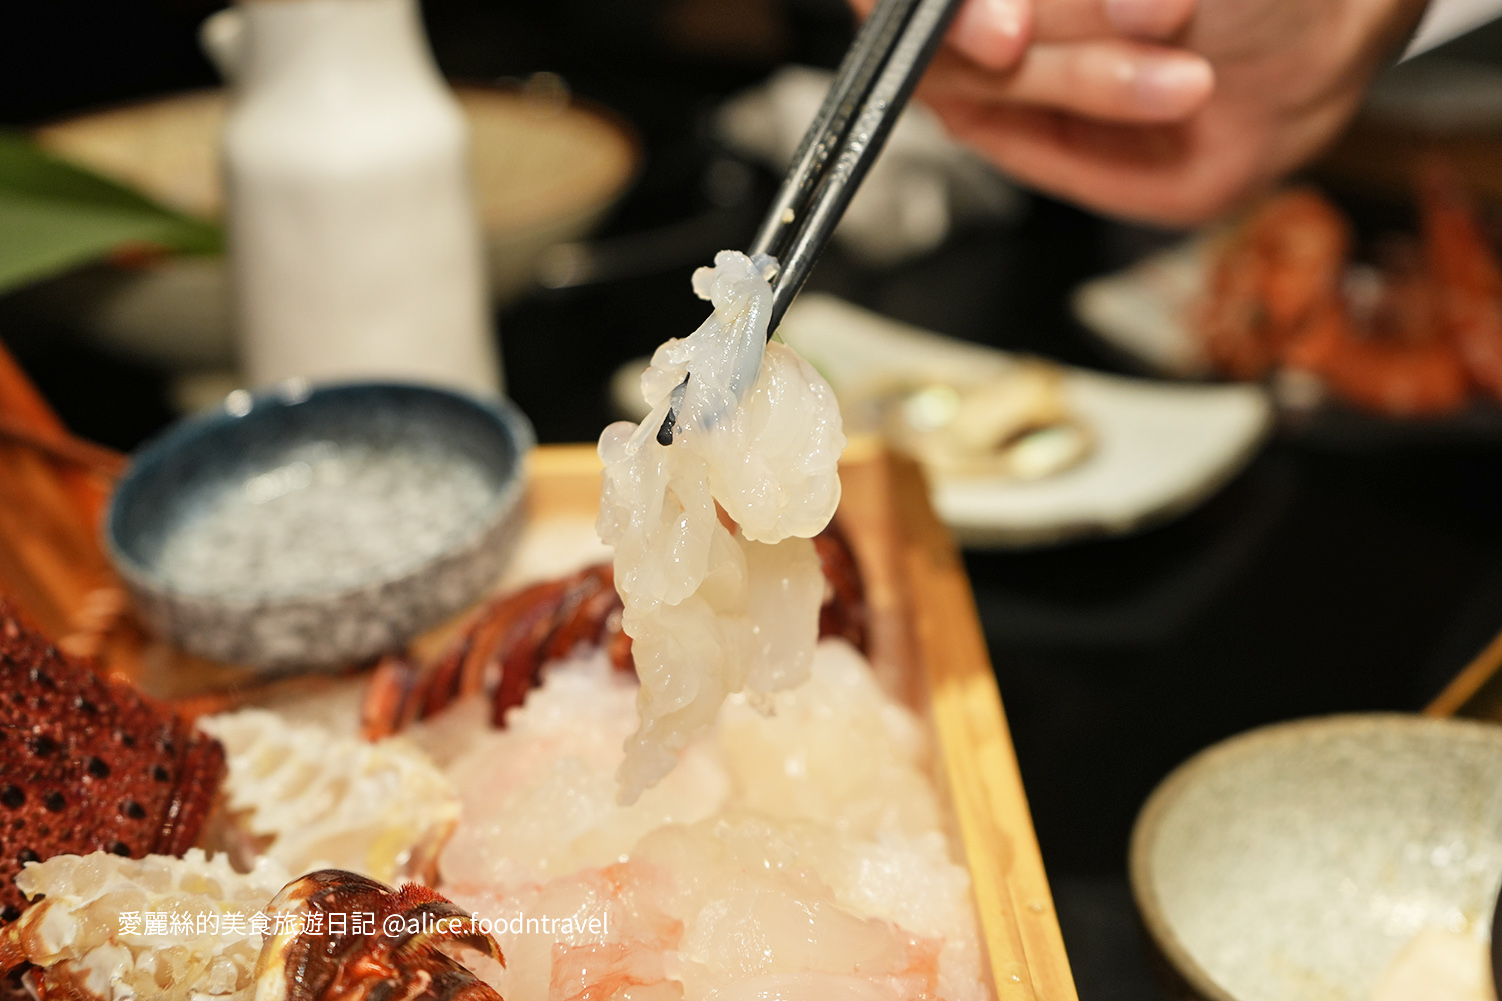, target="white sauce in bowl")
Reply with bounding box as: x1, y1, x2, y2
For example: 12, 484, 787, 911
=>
155, 440, 496, 599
